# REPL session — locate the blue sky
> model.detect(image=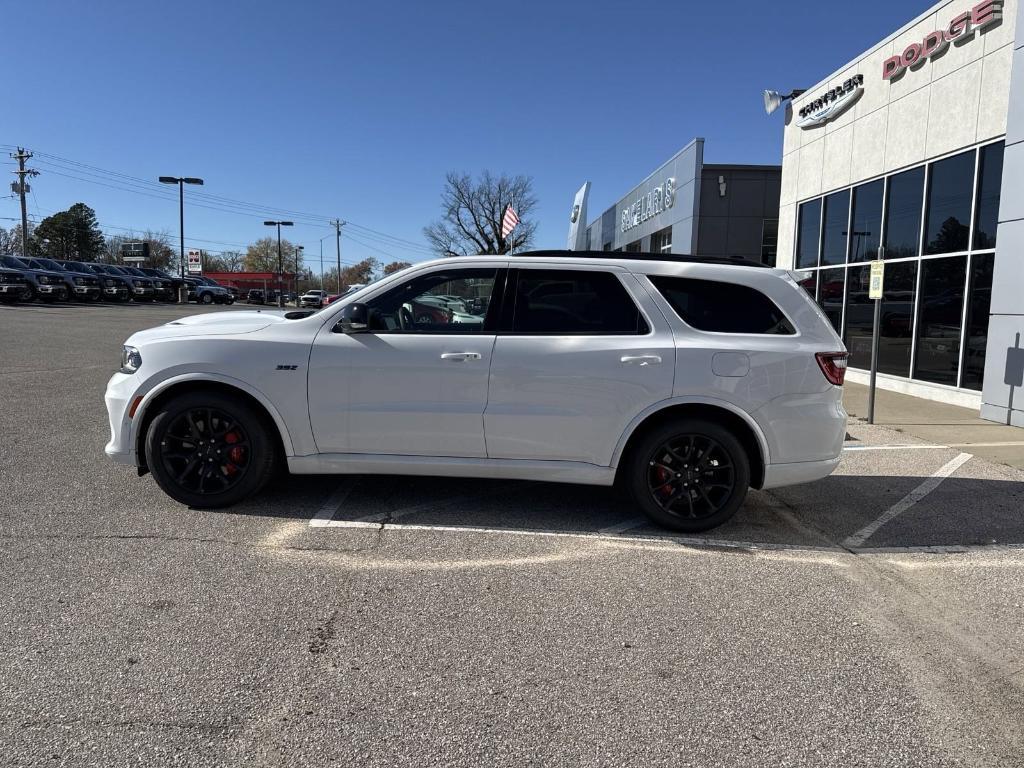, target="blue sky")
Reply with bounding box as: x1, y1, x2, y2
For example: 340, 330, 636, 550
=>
4, 0, 927, 271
